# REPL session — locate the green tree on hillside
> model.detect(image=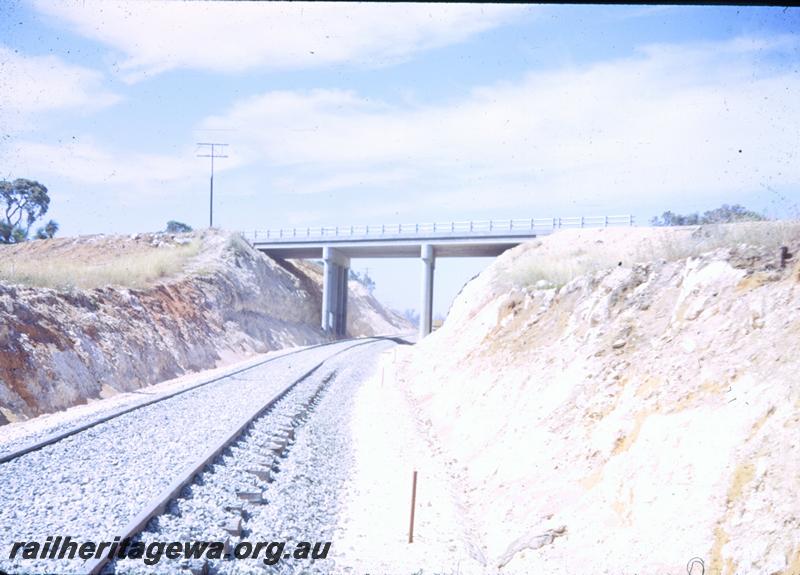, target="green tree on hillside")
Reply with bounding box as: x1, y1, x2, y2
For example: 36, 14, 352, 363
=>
402, 308, 420, 327
166, 220, 193, 233
35, 220, 59, 239
349, 269, 376, 293
650, 204, 767, 226
0, 178, 57, 243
